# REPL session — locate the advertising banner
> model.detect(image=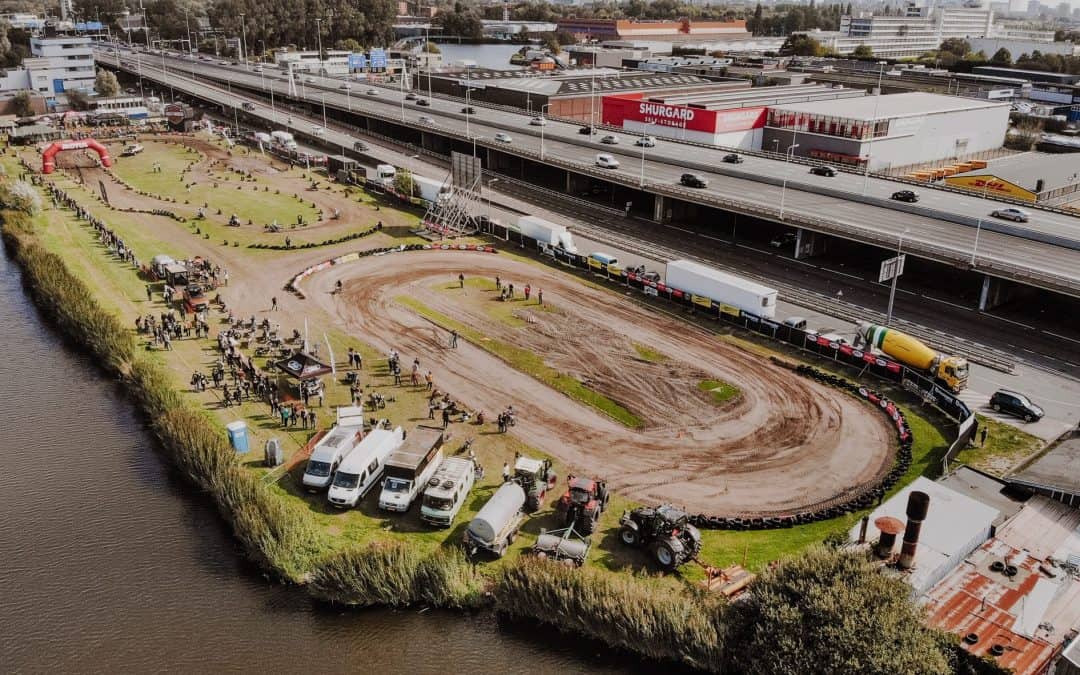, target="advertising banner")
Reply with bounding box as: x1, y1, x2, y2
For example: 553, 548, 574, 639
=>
691, 294, 713, 309
945, 175, 1037, 202
602, 94, 766, 134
